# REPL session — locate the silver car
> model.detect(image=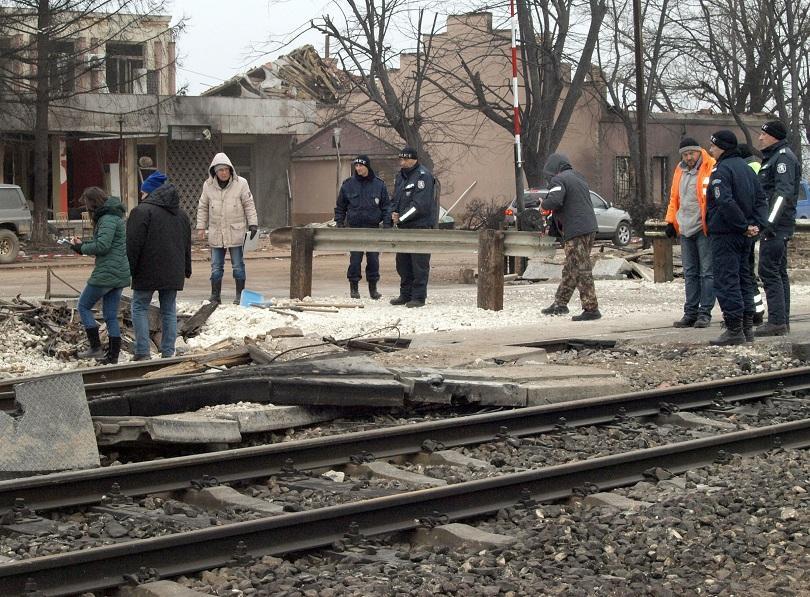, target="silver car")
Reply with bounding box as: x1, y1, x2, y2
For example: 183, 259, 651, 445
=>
0, 184, 32, 263
504, 188, 633, 246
